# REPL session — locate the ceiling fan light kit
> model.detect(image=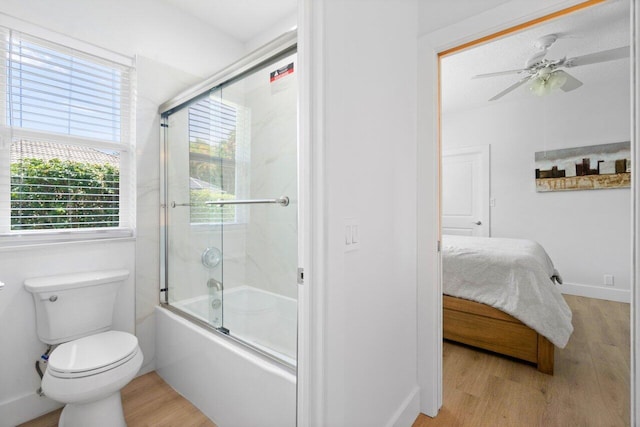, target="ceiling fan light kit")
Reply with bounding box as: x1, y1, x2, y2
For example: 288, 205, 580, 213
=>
529, 70, 568, 97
